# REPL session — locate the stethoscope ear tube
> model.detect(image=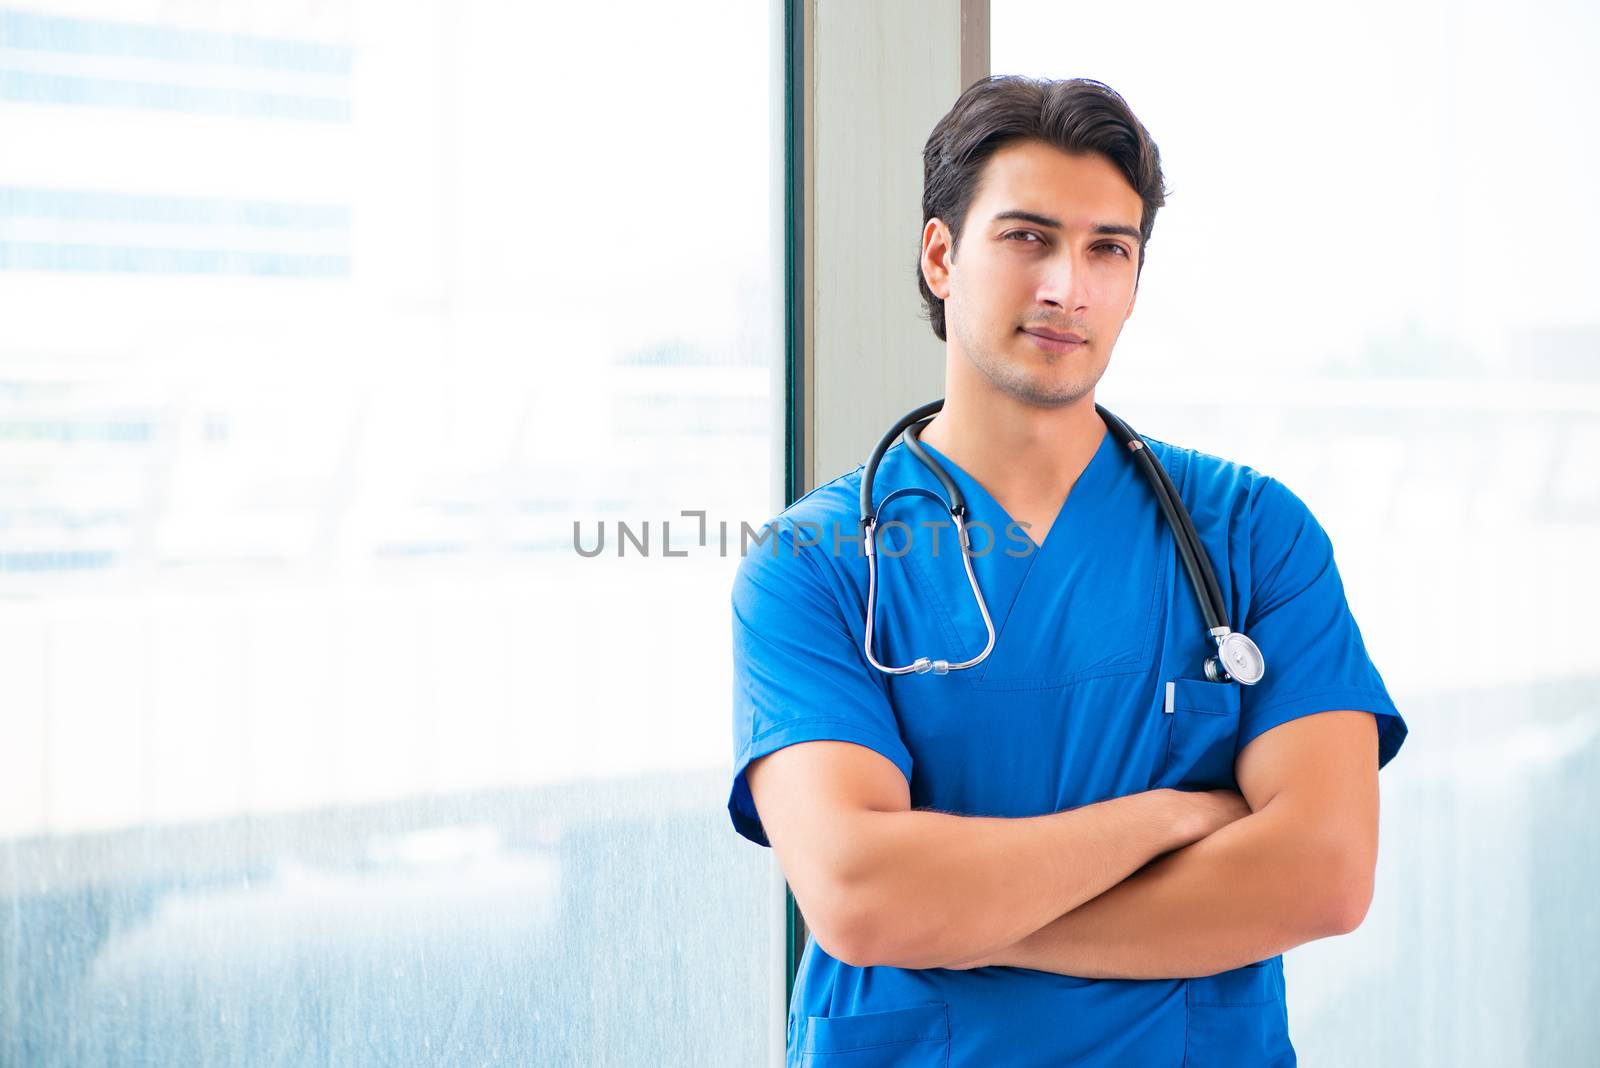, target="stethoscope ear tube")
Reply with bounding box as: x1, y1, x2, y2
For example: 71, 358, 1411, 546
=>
861, 489, 997, 676
901, 418, 963, 514
861, 398, 945, 524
